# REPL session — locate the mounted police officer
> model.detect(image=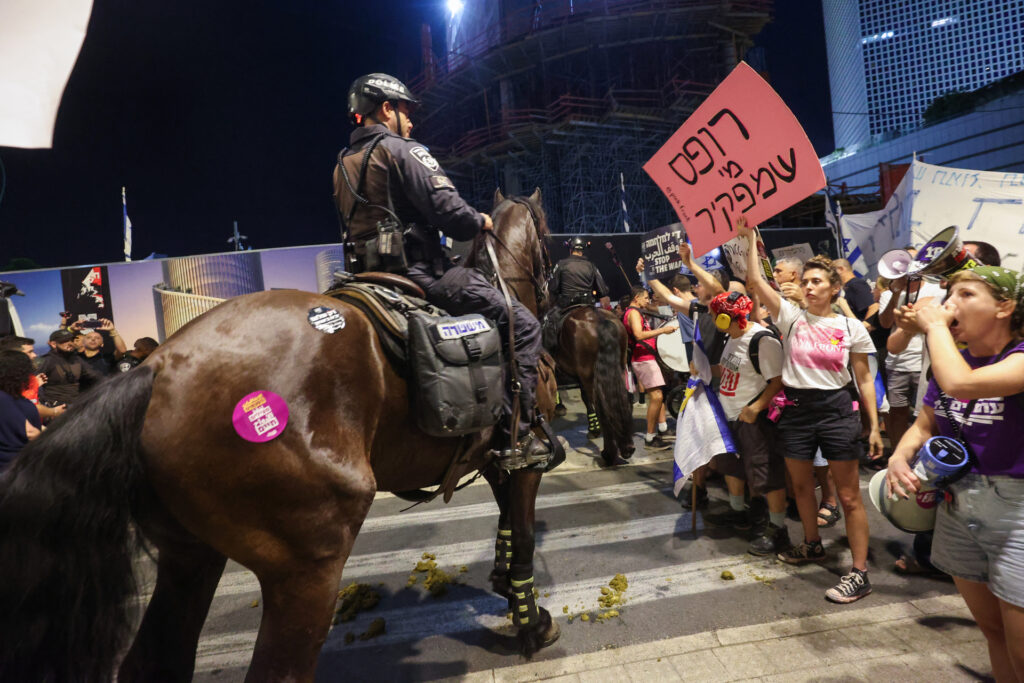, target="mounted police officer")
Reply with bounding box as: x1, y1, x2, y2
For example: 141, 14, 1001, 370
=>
542, 237, 610, 350
334, 73, 550, 461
